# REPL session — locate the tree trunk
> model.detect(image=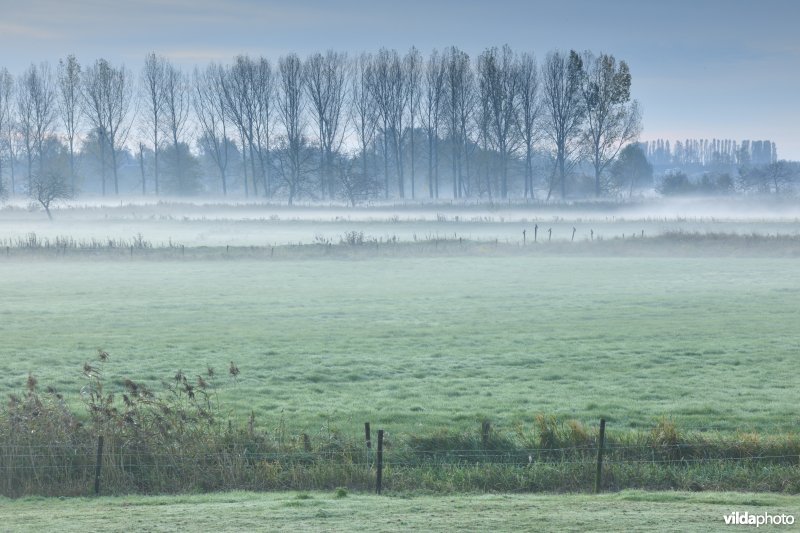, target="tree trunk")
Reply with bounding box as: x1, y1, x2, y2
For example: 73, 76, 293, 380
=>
362, 141, 369, 192
452, 138, 458, 199
427, 130, 433, 199
99, 137, 107, 196
111, 143, 120, 195
139, 144, 146, 195
241, 140, 249, 197
264, 137, 270, 197
410, 121, 415, 199
383, 127, 389, 199
154, 144, 160, 195
153, 124, 160, 195
327, 148, 335, 200
463, 137, 471, 198
500, 146, 508, 199
69, 140, 76, 195
10, 158, 15, 197
27, 151, 33, 194
434, 134, 439, 199
249, 141, 258, 196
394, 127, 405, 199
594, 151, 602, 197
318, 128, 325, 200
527, 148, 533, 200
